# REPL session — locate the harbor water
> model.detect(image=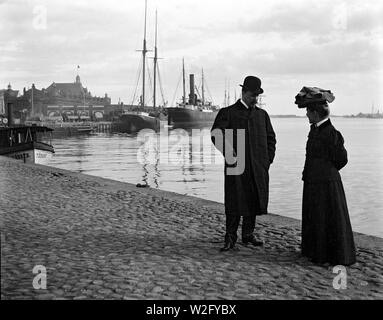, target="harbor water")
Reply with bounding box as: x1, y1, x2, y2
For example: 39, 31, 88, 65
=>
44, 117, 383, 238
